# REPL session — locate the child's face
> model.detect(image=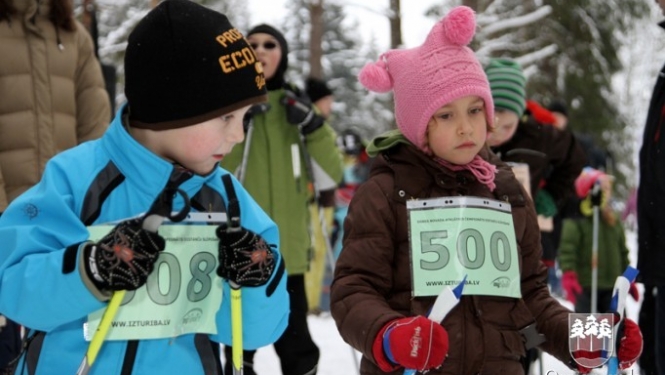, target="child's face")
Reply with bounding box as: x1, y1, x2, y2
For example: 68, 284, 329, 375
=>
487, 108, 519, 147
248, 33, 281, 80
158, 105, 250, 175
426, 95, 487, 165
